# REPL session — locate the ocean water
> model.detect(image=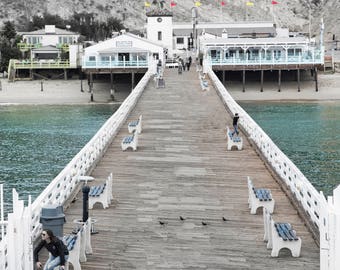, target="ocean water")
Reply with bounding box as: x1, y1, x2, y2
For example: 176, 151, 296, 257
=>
0, 105, 118, 213
239, 102, 340, 196
1, 102, 339, 215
